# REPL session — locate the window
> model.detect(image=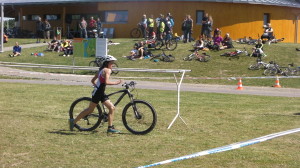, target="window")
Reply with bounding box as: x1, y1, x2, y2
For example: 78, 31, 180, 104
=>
196, 10, 204, 25
27, 15, 41, 21
103, 11, 128, 23
263, 13, 270, 25
45, 14, 61, 21
71, 15, 81, 20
